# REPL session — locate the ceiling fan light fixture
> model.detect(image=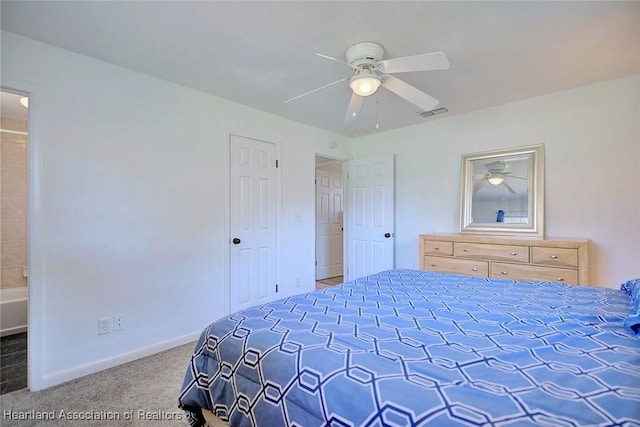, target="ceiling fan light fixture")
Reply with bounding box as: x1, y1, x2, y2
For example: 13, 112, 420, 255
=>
349, 72, 381, 97
488, 176, 504, 185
